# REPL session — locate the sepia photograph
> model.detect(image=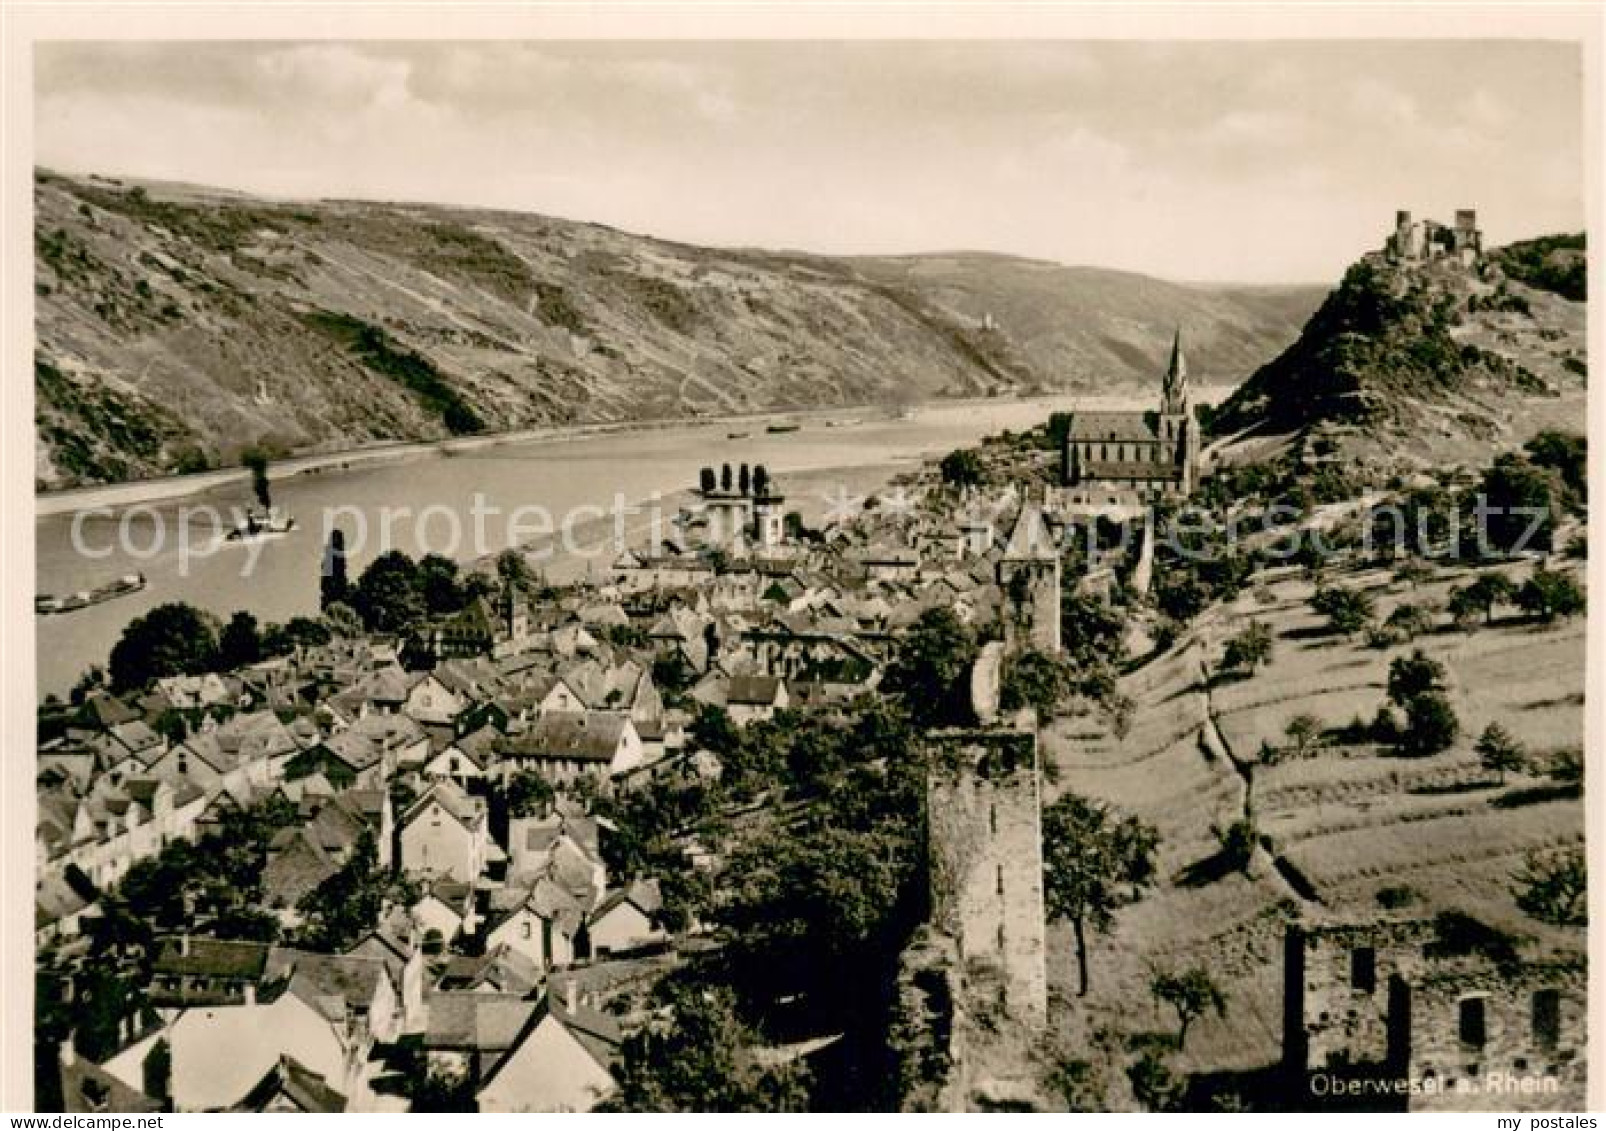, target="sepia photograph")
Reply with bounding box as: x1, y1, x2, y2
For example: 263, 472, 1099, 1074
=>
6, 4, 1599, 1115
